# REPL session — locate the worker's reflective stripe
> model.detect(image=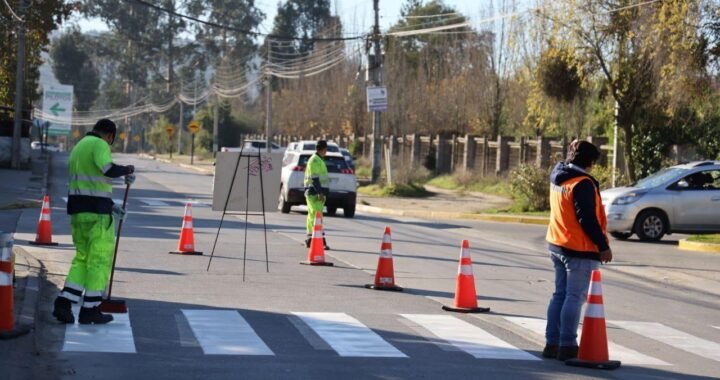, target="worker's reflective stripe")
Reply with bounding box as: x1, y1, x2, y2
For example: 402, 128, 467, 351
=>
68, 188, 113, 198
101, 163, 113, 174
0, 272, 11, 286
69, 174, 113, 185
82, 291, 104, 308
